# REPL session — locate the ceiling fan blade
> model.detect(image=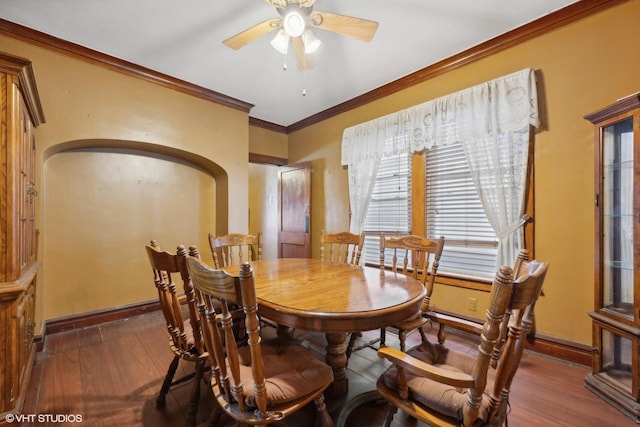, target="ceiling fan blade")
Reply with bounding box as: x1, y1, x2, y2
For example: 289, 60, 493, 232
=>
310, 11, 378, 42
223, 19, 280, 50
292, 36, 314, 71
